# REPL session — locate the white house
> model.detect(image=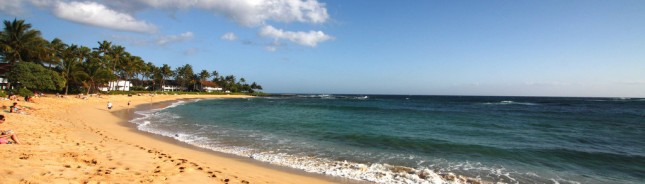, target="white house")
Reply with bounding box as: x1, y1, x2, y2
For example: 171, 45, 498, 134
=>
99, 80, 132, 91
161, 85, 182, 91
161, 80, 184, 91
199, 81, 222, 92
0, 63, 14, 90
